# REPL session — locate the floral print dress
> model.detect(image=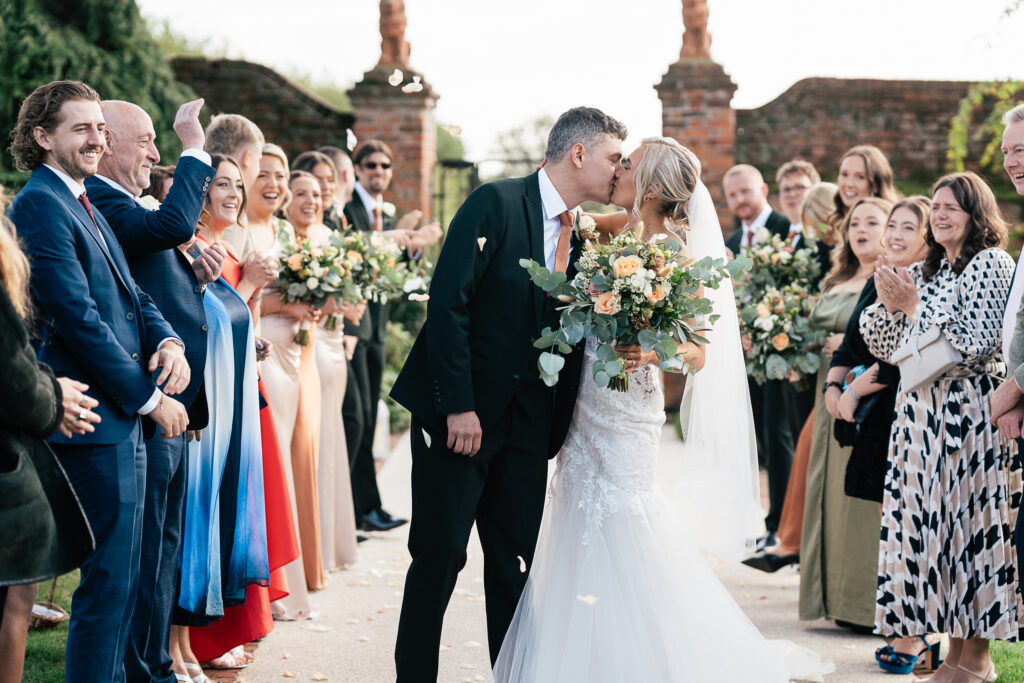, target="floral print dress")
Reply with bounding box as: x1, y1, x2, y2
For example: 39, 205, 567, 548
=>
860, 247, 1022, 640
